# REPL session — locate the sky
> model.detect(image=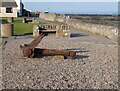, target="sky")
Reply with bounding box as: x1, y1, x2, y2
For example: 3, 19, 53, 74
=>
22, 0, 119, 14
23, 0, 119, 2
